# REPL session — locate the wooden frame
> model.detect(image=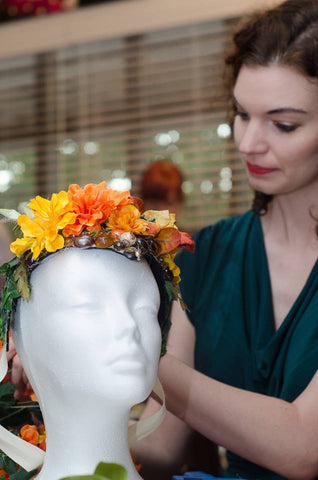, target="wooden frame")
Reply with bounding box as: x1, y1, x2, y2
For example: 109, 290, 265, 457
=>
1, 0, 281, 60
